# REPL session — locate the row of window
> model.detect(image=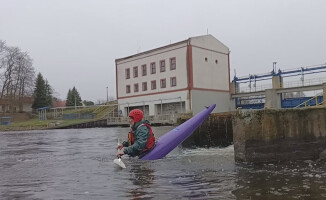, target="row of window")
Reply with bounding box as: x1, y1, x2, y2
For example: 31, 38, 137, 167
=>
126, 77, 177, 93
125, 57, 176, 79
